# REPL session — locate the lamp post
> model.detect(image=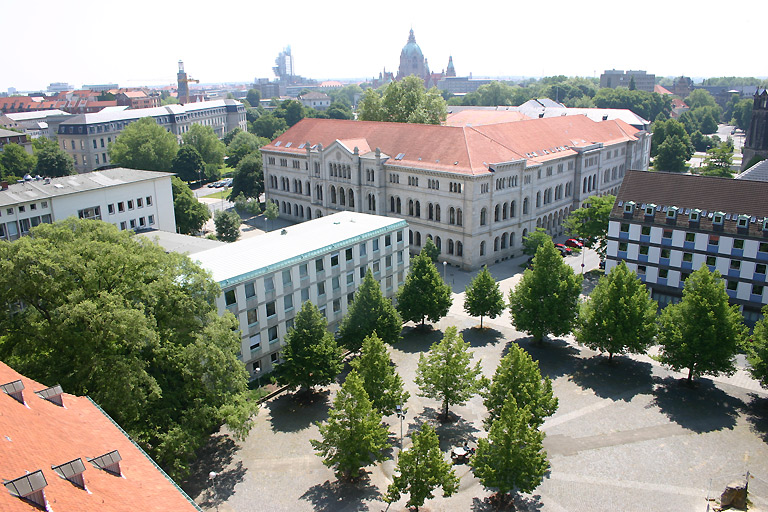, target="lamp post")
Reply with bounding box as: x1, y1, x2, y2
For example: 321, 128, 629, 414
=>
395, 404, 406, 448
208, 471, 219, 512
581, 245, 586, 275
442, 261, 447, 282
